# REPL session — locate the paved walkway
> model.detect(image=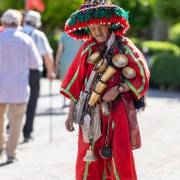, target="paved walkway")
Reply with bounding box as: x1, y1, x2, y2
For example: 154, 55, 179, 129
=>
0, 79, 180, 180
